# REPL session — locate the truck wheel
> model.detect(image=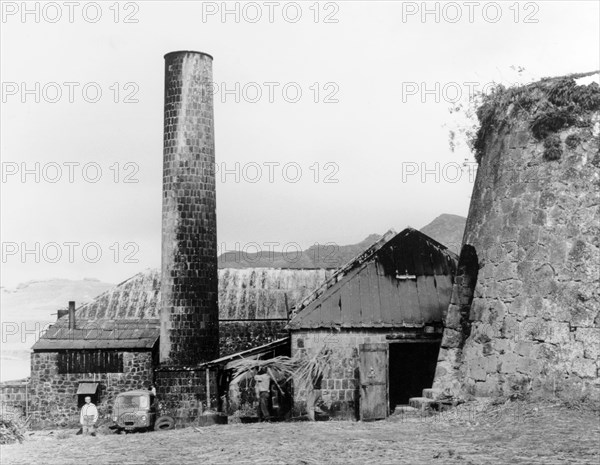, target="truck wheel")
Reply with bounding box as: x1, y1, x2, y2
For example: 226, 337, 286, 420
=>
154, 416, 175, 431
